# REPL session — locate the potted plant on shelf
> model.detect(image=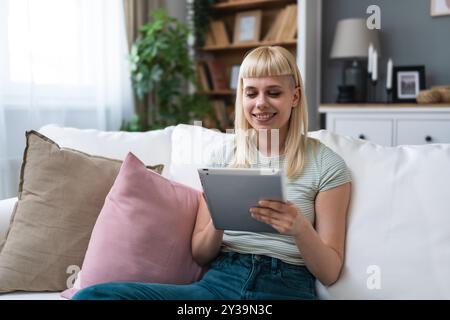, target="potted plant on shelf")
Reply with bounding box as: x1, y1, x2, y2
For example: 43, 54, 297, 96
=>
190, 0, 217, 48
124, 8, 212, 131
